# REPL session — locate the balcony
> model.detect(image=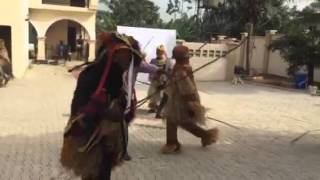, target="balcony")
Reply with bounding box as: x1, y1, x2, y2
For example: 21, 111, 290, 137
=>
29, 0, 98, 12
42, 0, 88, 8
